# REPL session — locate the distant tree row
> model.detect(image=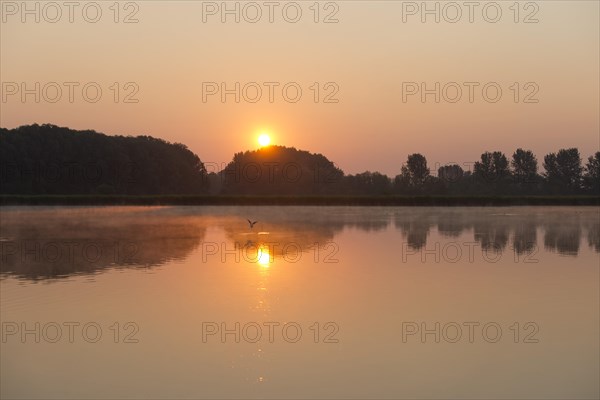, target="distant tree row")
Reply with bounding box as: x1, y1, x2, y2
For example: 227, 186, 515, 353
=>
343, 149, 599, 196
1, 124, 598, 196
